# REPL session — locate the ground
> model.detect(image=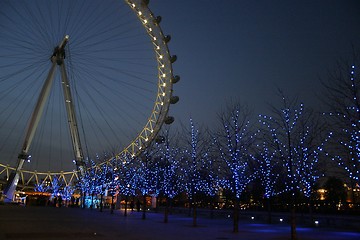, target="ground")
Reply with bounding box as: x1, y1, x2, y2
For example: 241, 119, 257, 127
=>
0, 205, 359, 240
